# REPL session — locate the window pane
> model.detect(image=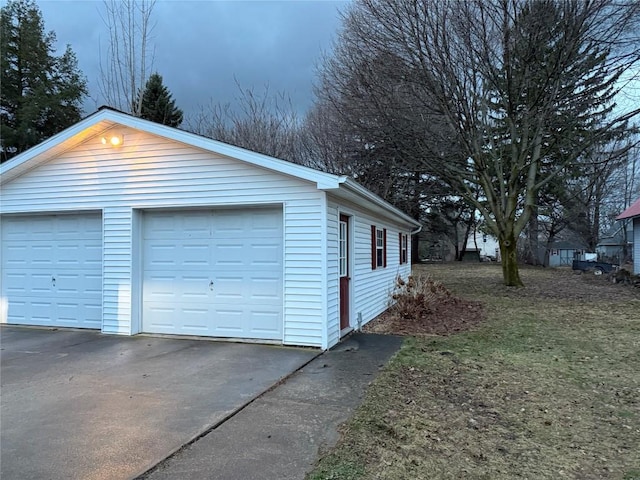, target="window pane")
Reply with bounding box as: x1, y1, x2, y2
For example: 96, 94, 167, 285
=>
340, 221, 347, 276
